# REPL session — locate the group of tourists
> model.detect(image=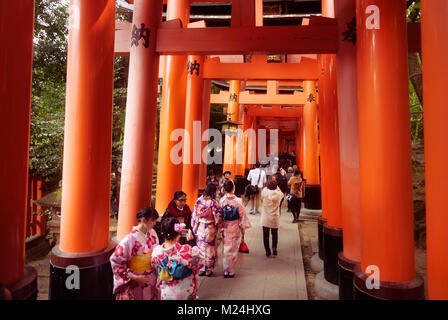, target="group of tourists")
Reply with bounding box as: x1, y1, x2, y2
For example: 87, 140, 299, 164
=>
109, 160, 305, 300
110, 179, 251, 300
